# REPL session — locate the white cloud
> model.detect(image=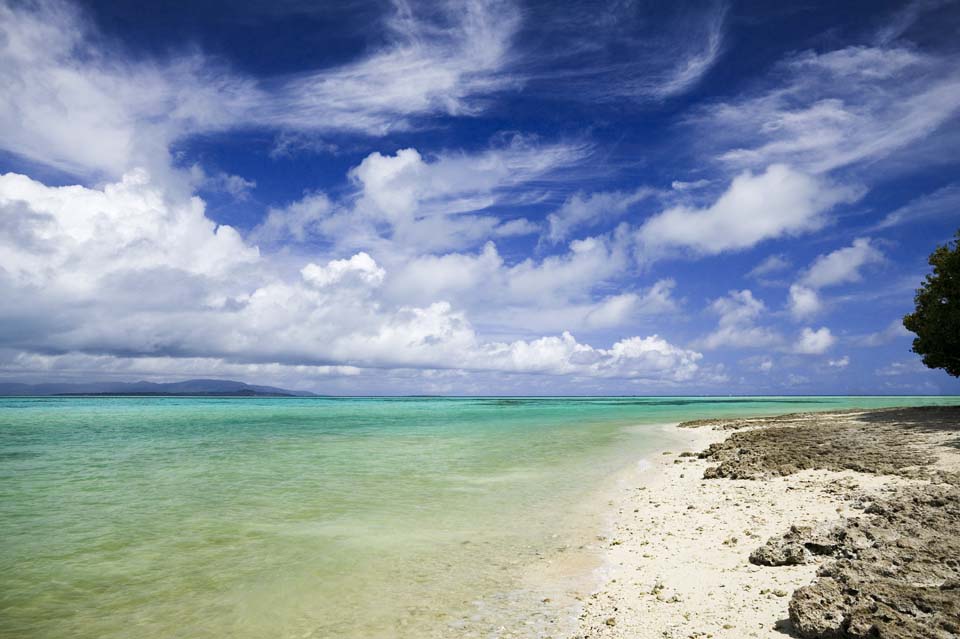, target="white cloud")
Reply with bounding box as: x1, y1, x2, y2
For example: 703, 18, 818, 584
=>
265, 0, 521, 135
636, 164, 861, 255
747, 254, 791, 279
875, 183, 960, 229
828, 355, 850, 368
794, 327, 836, 354
250, 139, 587, 254
251, 193, 333, 244
698, 290, 782, 350
191, 168, 256, 201
301, 253, 385, 289
0, 170, 258, 293
545, 188, 655, 243
0, 1, 247, 182
525, 1, 726, 102
693, 44, 960, 174
801, 237, 884, 288
783, 238, 883, 322
671, 179, 711, 191
0, 169, 699, 382
0, 0, 522, 183
854, 319, 911, 347
875, 359, 926, 377
382, 232, 671, 334
788, 284, 823, 320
